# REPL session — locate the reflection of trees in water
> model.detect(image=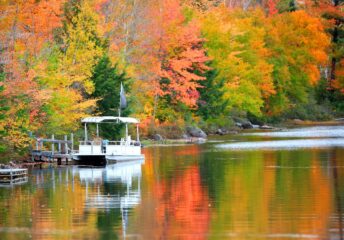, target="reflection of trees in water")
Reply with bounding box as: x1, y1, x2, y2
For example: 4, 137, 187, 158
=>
138, 147, 210, 239
0, 161, 144, 239
96, 208, 122, 240
153, 166, 210, 239
199, 149, 332, 238
330, 149, 344, 240
142, 145, 202, 182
